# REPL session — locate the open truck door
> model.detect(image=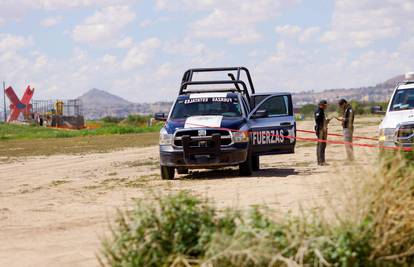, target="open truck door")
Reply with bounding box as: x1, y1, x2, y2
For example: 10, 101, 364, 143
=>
248, 94, 296, 155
